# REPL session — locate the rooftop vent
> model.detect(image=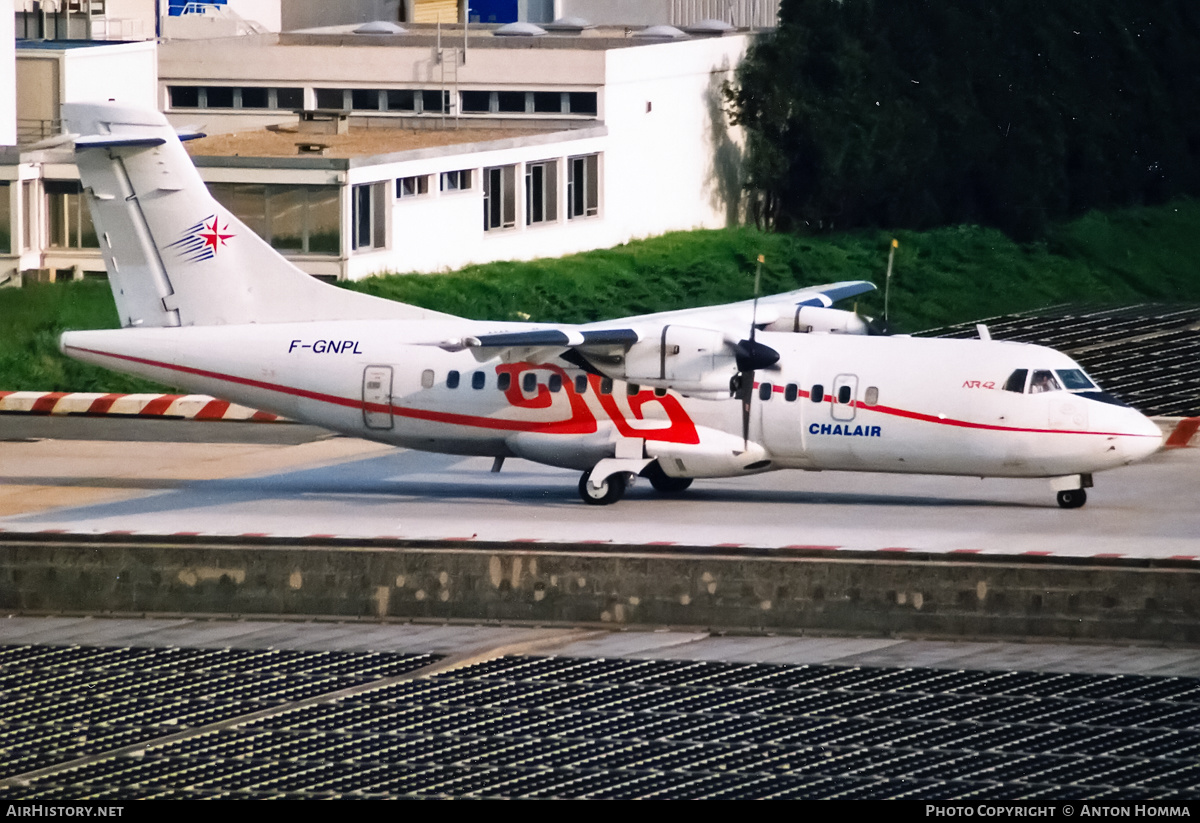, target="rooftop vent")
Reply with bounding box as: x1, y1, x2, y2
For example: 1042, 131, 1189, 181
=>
544, 16, 593, 33
353, 21, 407, 34
683, 19, 735, 35
634, 24, 687, 39
494, 22, 547, 37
